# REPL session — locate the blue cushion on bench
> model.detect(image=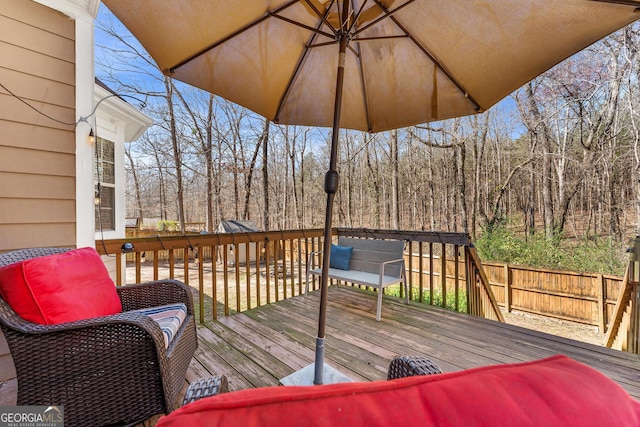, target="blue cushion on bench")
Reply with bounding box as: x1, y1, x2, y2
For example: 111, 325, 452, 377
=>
330, 244, 353, 270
